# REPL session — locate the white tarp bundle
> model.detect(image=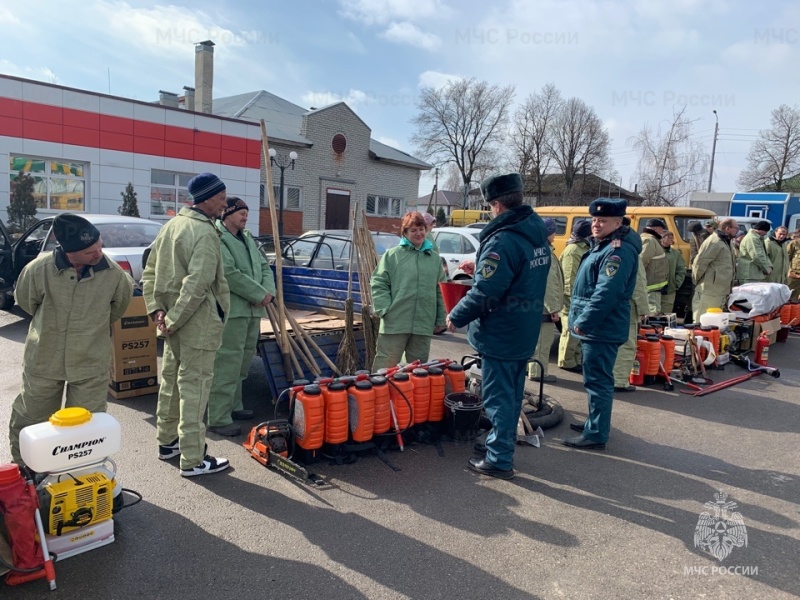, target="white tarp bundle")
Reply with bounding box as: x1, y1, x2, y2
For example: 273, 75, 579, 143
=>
728, 282, 791, 317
